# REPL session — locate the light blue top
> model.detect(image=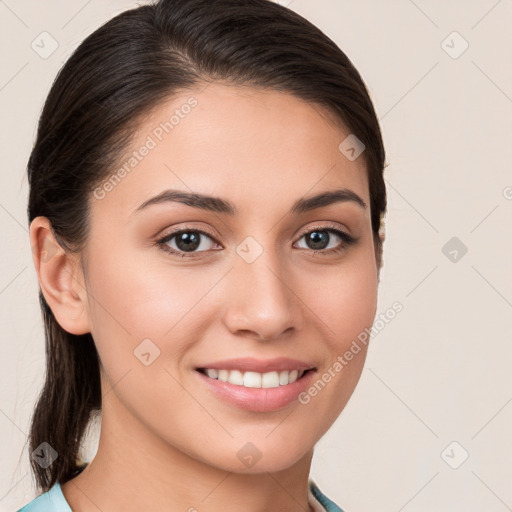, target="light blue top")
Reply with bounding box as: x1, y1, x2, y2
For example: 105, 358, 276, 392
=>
17, 475, 344, 512
17, 482, 70, 512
